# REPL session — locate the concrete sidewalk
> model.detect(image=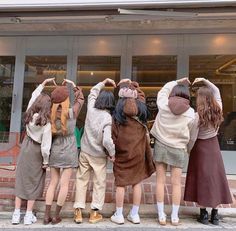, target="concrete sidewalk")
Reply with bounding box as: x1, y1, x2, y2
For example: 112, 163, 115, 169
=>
0, 215, 236, 230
